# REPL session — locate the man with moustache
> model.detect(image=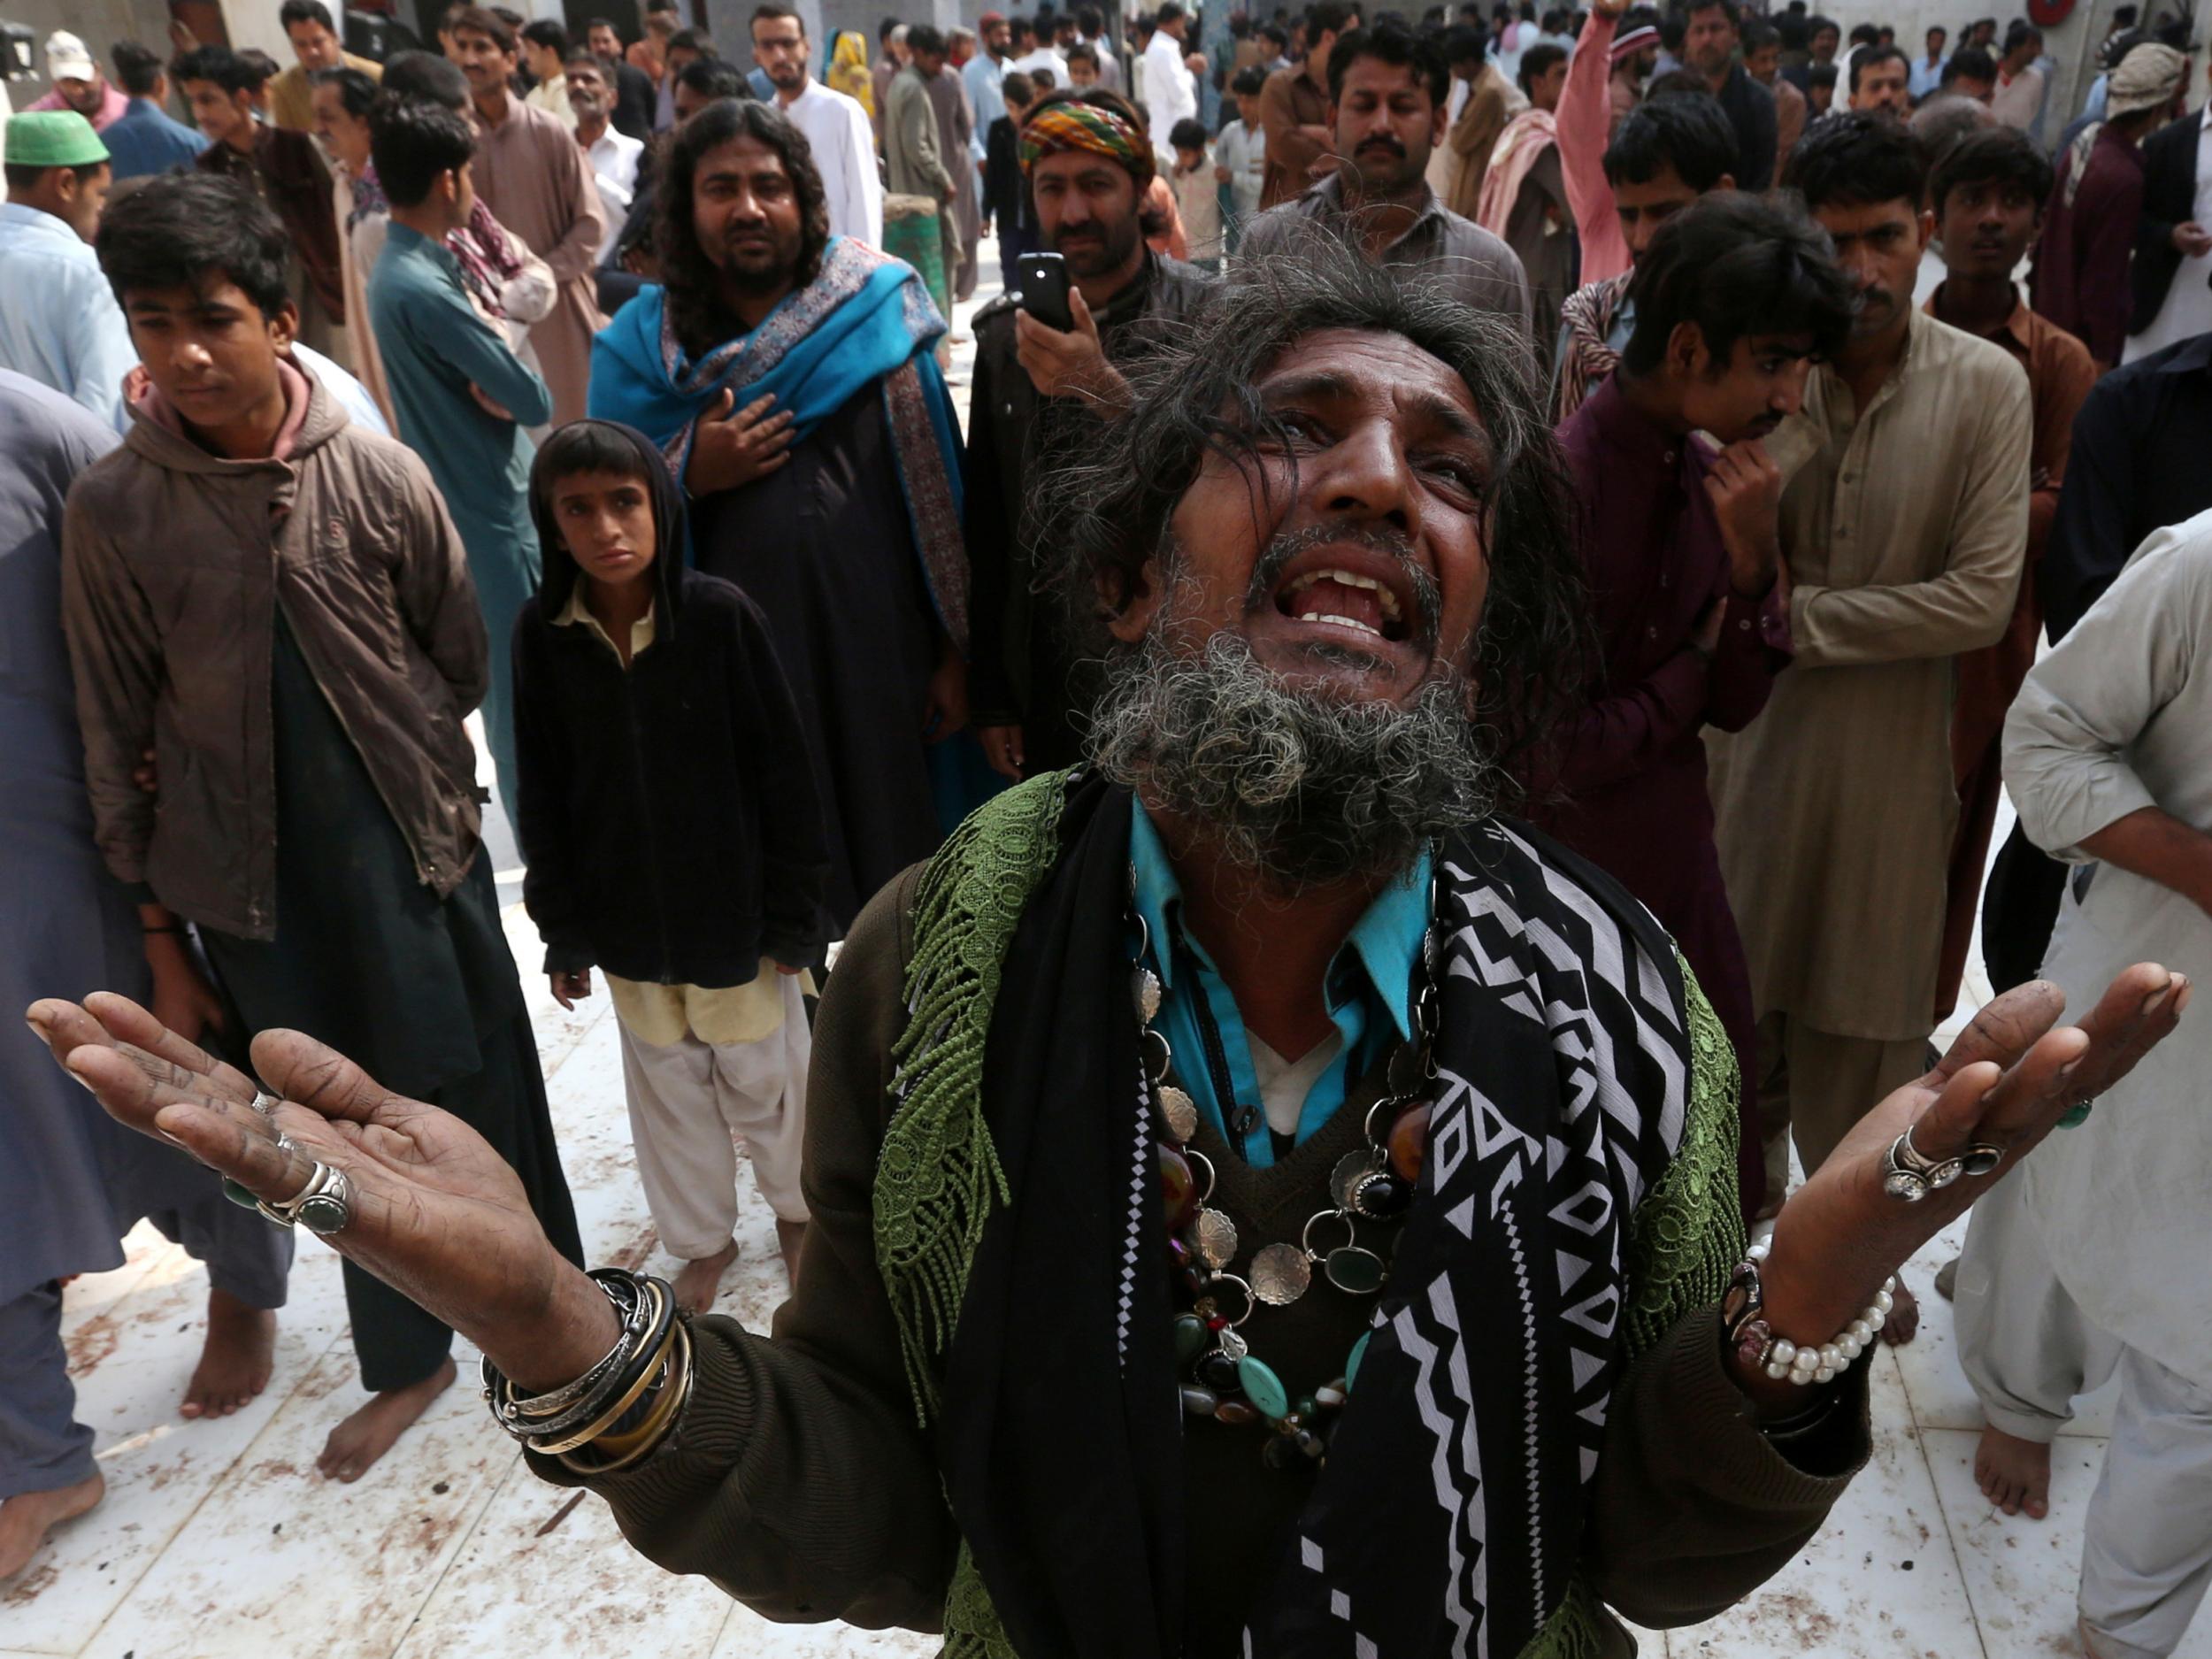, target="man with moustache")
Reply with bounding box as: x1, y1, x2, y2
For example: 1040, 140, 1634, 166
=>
751, 3, 883, 247
1543, 193, 1854, 1223
35, 234, 2187, 1659
1243, 22, 1529, 334
447, 5, 608, 425
588, 98, 969, 940
1683, 0, 1776, 191
1709, 115, 2032, 1309
964, 87, 1216, 781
